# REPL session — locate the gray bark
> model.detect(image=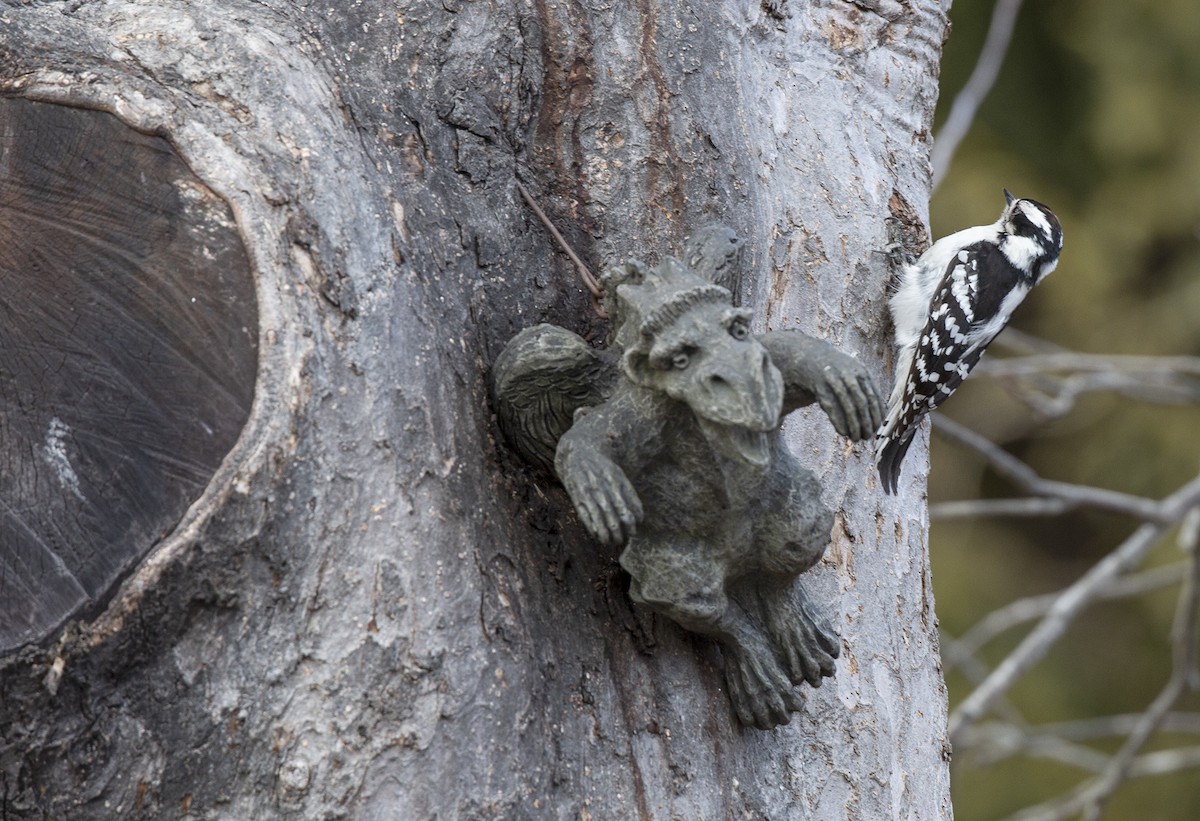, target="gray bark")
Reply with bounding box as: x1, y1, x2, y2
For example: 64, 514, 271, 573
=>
0, 0, 952, 818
